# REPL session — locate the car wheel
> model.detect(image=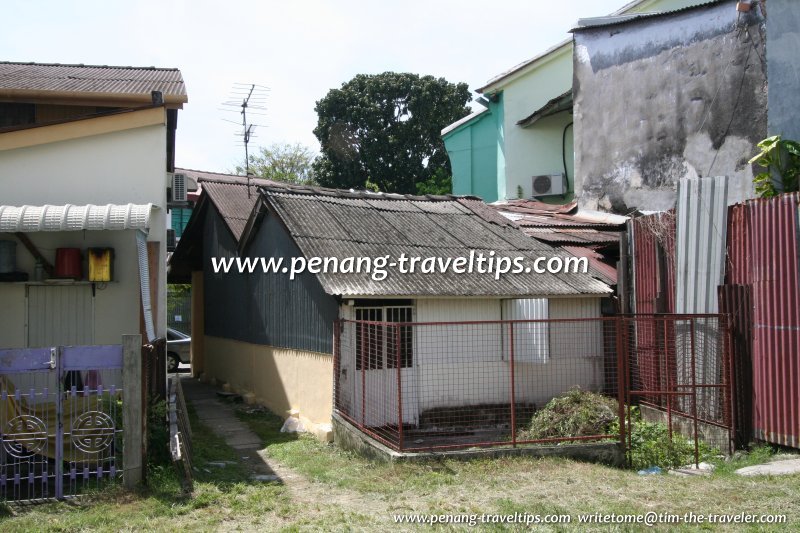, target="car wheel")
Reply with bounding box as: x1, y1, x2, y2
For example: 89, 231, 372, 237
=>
167, 353, 179, 373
